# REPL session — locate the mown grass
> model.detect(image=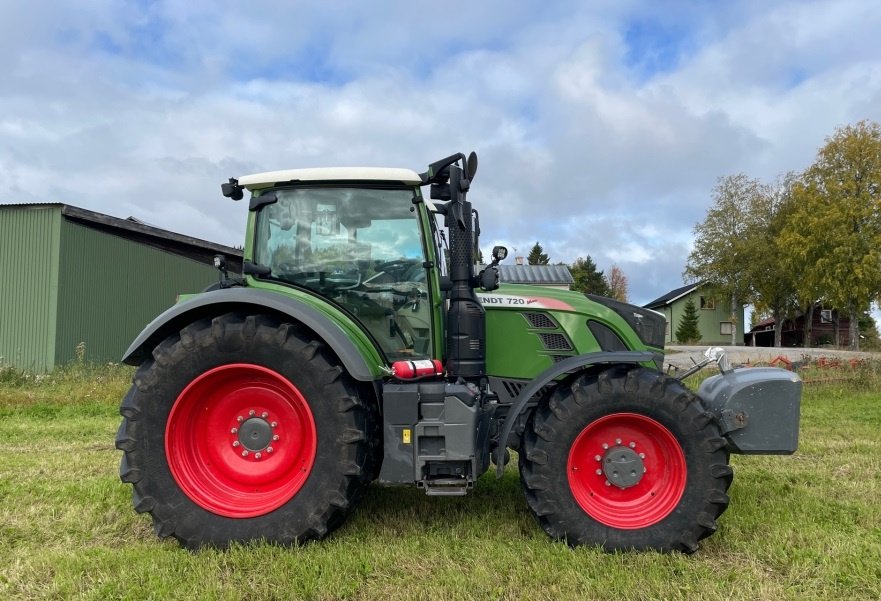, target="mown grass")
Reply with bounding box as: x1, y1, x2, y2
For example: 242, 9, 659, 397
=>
0, 362, 879, 601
